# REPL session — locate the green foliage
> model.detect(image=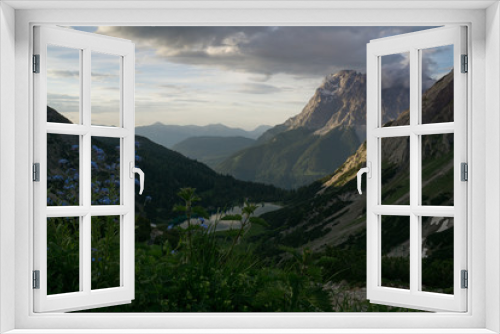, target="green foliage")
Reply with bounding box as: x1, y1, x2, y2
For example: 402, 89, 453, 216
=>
47, 217, 80, 295
91, 216, 121, 290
